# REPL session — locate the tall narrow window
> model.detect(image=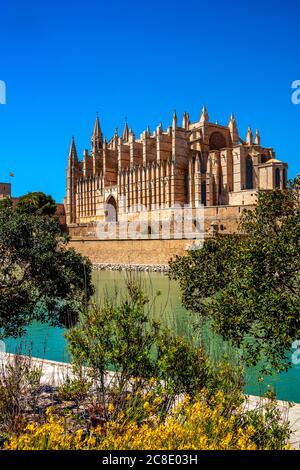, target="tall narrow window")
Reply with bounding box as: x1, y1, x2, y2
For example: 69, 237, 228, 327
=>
282, 168, 287, 189
245, 156, 253, 189
185, 173, 189, 202
201, 181, 206, 206
275, 168, 281, 188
